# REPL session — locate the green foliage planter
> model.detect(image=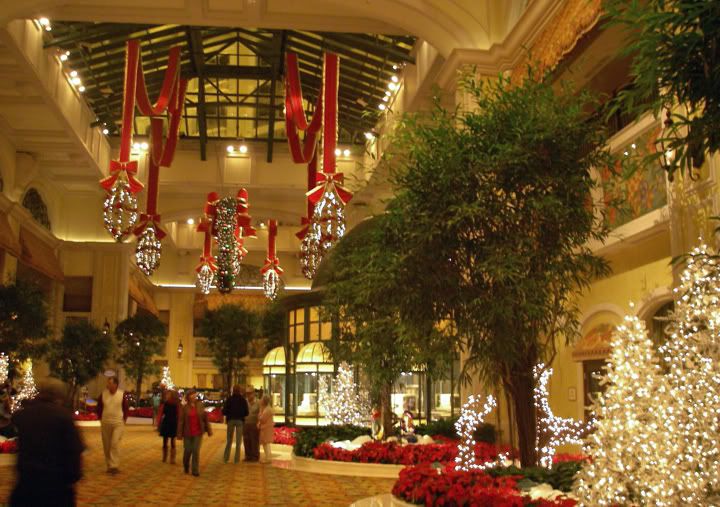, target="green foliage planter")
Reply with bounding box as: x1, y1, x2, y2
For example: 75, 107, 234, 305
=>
487, 461, 583, 493
292, 425, 370, 457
